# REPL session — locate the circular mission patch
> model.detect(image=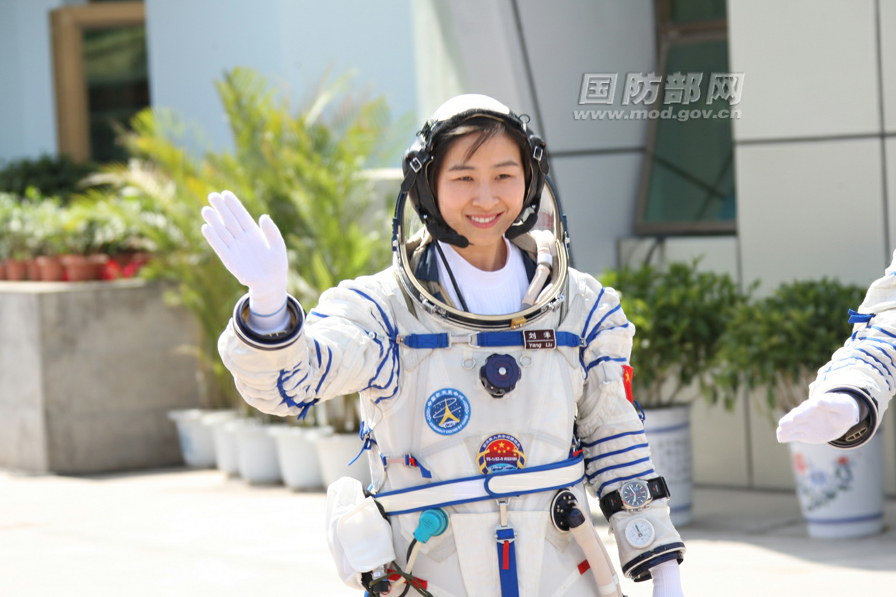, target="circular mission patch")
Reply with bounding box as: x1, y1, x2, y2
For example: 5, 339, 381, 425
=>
424, 388, 471, 435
